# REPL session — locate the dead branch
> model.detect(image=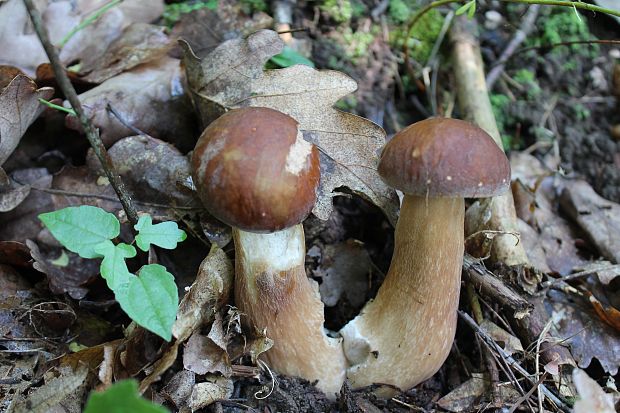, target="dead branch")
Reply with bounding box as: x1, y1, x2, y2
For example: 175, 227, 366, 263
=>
22, 0, 139, 225
450, 15, 530, 267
